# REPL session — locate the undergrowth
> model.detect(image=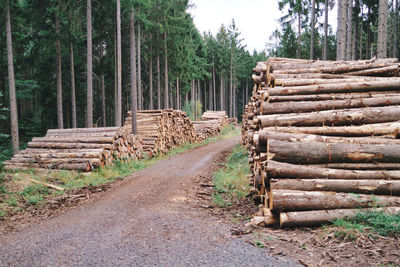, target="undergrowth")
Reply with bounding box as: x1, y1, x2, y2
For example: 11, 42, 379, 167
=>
331, 210, 400, 239
212, 144, 250, 207
0, 125, 239, 218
